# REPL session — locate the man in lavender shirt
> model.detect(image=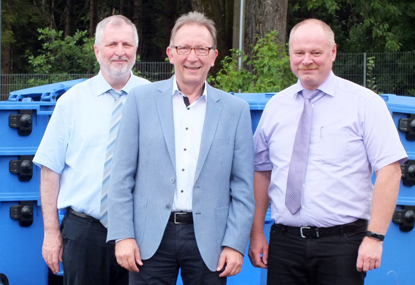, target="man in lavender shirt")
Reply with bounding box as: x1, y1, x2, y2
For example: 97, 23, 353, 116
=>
248, 18, 407, 284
